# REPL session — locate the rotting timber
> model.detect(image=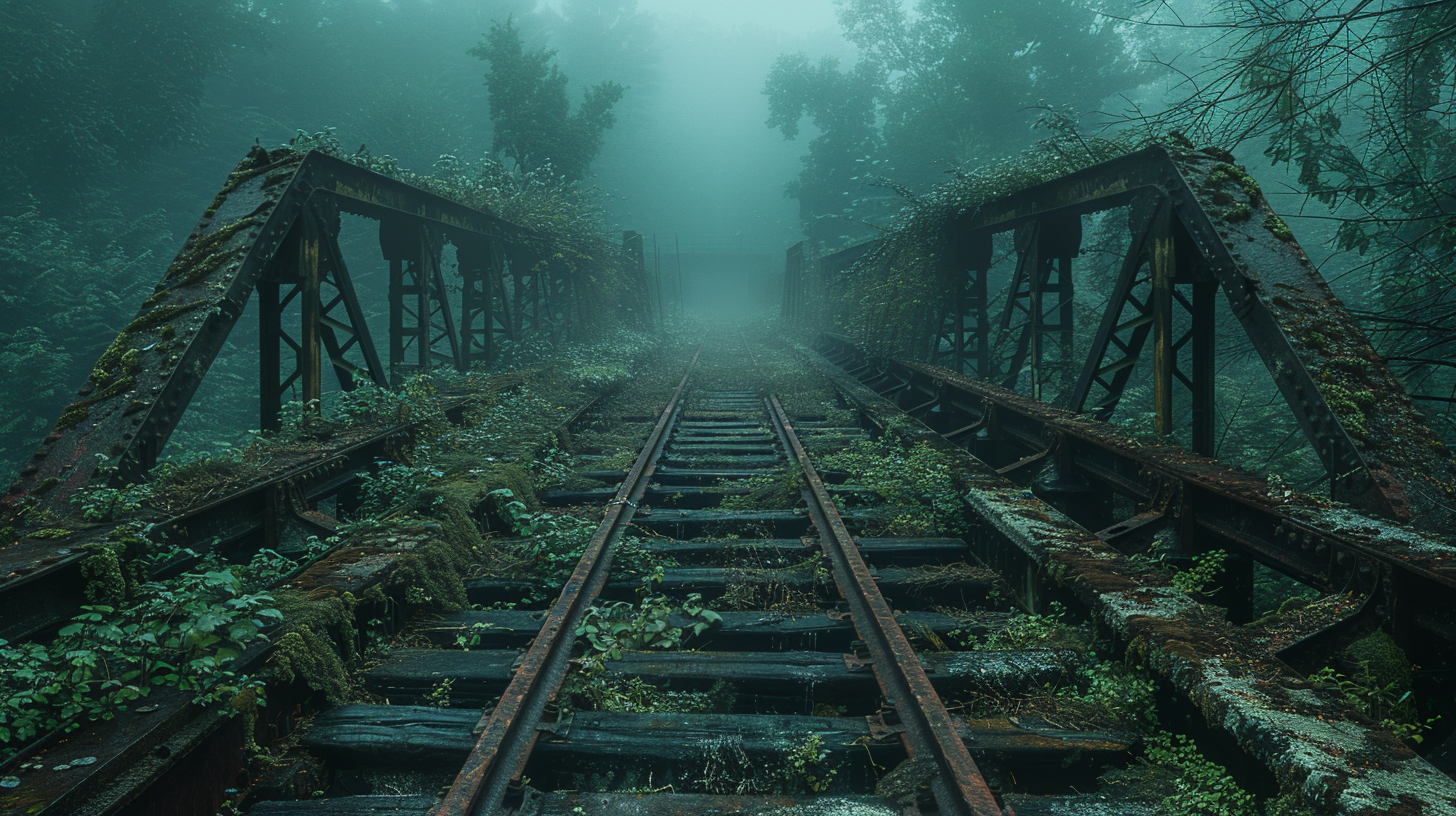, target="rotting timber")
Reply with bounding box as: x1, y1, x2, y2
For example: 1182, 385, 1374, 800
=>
261, 340, 1153, 816
779, 139, 1456, 815
2, 137, 1456, 816
0, 145, 657, 816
